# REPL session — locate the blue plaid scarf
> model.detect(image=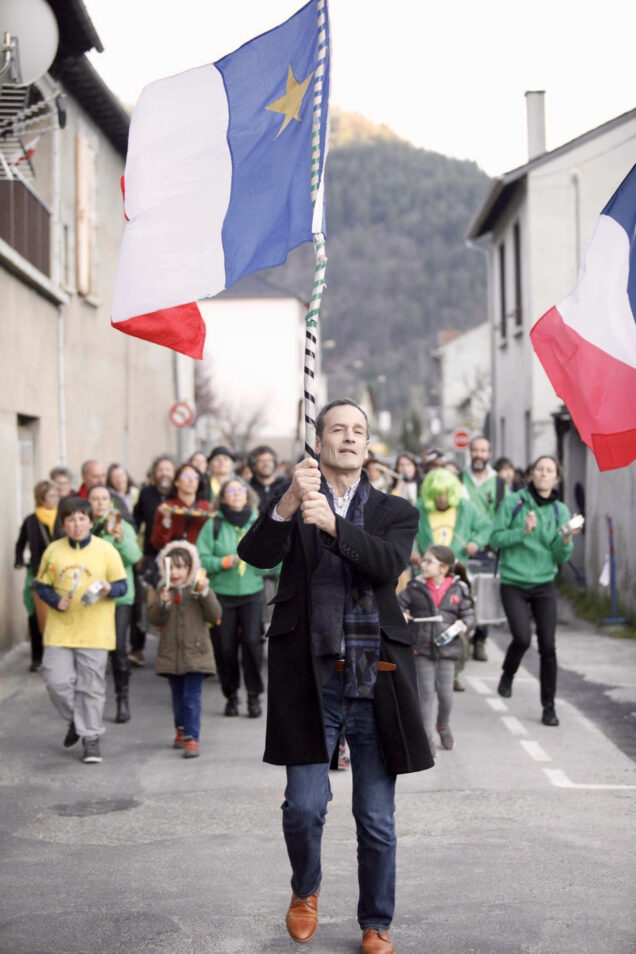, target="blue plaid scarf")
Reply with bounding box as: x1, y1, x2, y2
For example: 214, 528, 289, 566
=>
309, 471, 381, 698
